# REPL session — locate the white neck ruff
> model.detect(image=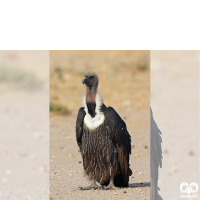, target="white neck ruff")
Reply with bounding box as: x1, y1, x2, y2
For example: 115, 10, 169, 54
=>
83, 92, 105, 130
